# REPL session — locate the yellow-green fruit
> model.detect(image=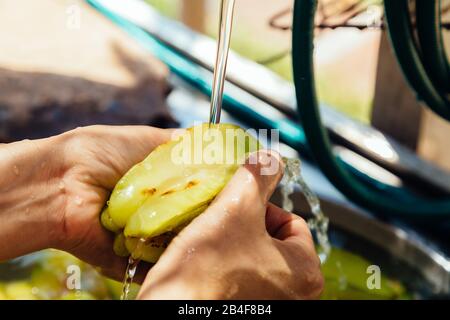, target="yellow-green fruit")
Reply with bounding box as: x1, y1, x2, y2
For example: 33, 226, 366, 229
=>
30, 267, 63, 299
101, 208, 120, 233
105, 279, 140, 300
0, 286, 7, 300
61, 291, 96, 300
321, 248, 407, 300
101, 123, 260, 263
4, 282, 39, 300
113, 233, 130, 257
125, 233, 173, 262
